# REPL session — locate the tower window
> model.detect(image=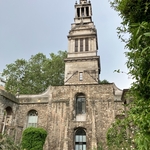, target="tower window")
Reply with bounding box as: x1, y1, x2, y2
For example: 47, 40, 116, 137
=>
81, 7, 84, 17
80, 39, 83, 52
27, 110, 38, 127
75, 128, 86, 150
85, 38, 89, 51
86, 7, 89, 16
77, 8, 80, 17
79, 72, 83, 81
76, 94, 85, 115
75, 39, 78, 52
